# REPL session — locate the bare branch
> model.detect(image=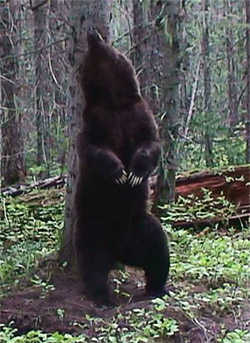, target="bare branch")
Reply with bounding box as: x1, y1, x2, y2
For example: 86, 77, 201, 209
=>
184, 54, 201, 136
0, 37, 69, 61
30, 0, 49, 11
